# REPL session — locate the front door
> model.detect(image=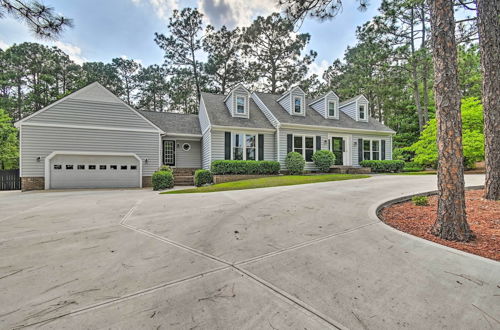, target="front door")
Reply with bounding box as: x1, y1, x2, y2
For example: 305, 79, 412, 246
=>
331, 137, 344, 165
164, 140, 175, 166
